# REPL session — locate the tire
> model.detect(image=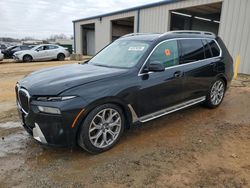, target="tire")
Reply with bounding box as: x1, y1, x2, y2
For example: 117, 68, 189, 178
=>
205, 78, 226, 108
78, 104, 125, 154
23, 55, 32, 63
57, 53, 65, 61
